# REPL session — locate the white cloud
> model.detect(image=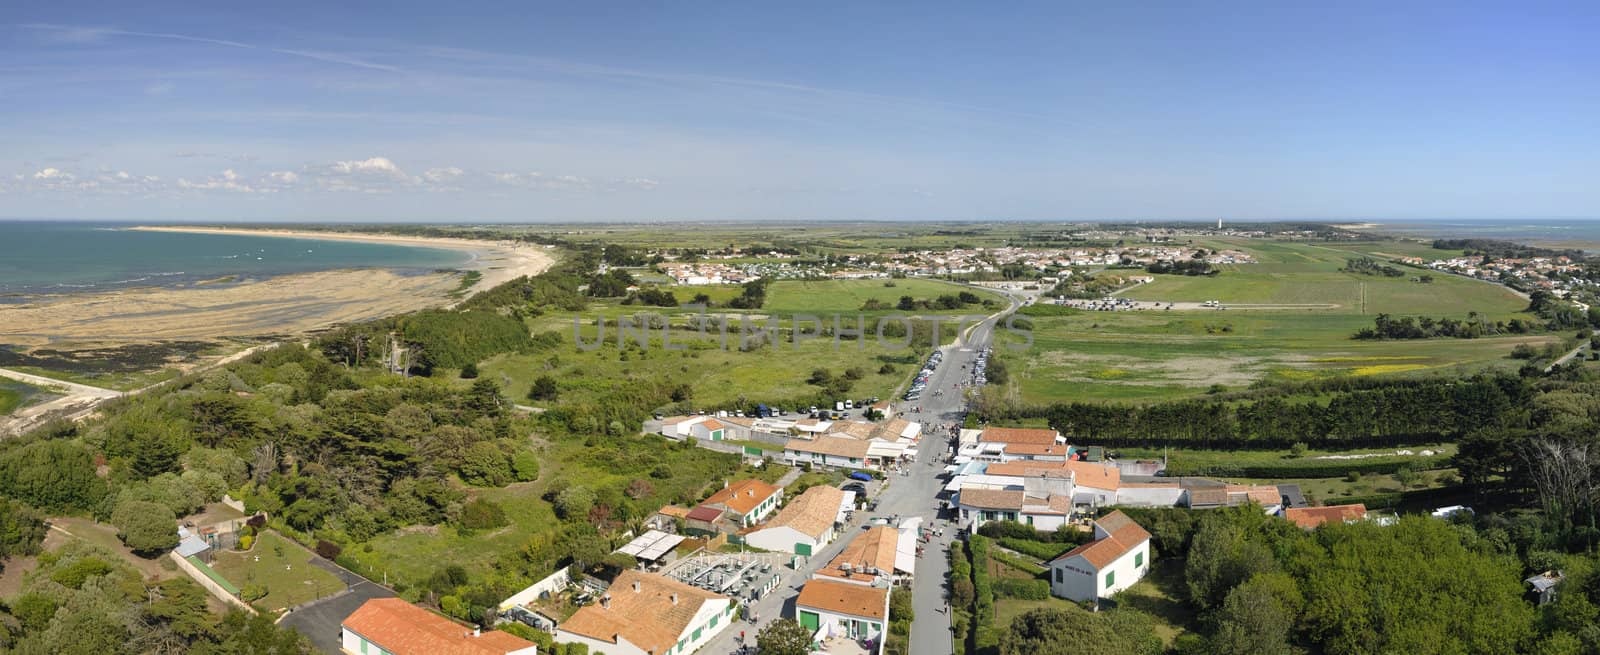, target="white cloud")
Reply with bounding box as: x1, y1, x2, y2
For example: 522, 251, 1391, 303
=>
33, 168, 73, 181
177, 169, 256, 193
